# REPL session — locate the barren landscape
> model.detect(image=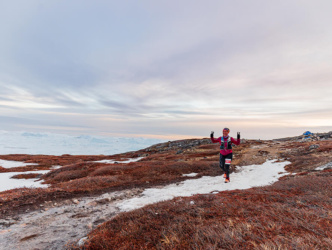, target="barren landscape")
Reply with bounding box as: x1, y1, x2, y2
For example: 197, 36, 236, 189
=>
2, 1, 332, 249
0, 132, 331, 249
